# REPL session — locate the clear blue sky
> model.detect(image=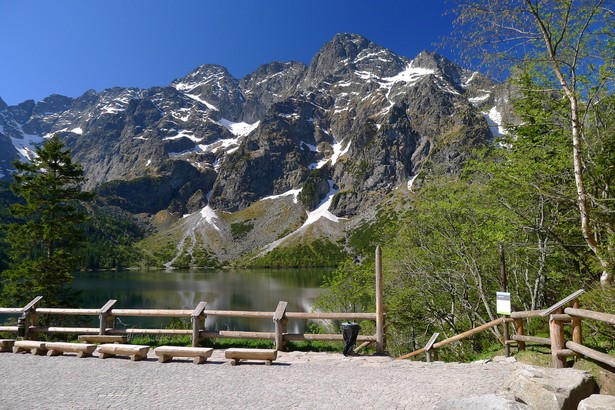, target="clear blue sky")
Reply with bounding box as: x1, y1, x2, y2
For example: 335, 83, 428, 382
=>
0, 0, 454, 106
